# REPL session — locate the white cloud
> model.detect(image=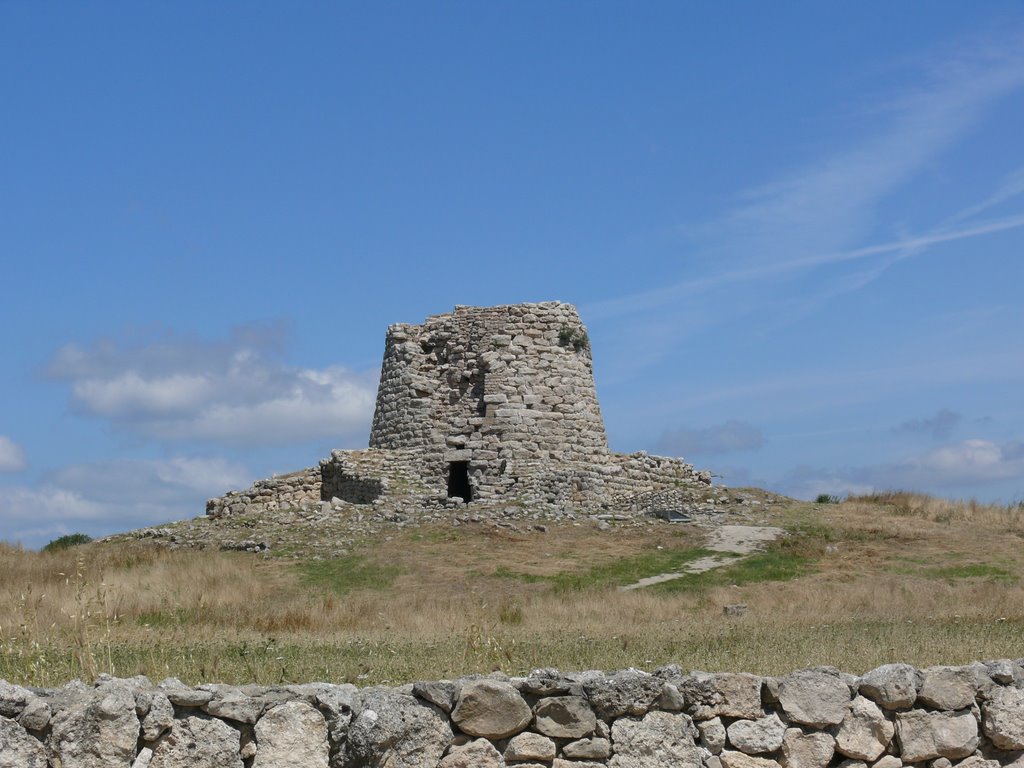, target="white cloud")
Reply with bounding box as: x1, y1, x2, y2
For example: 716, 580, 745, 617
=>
0, 456, 254, 549
47, 325, 377, 445
45, 457, 251, 505
72, 372, 215, 417
871, 439, 1024, 487
776, 438, 1024, 500
656, 420, 763, 456
0, 435, 26, 472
